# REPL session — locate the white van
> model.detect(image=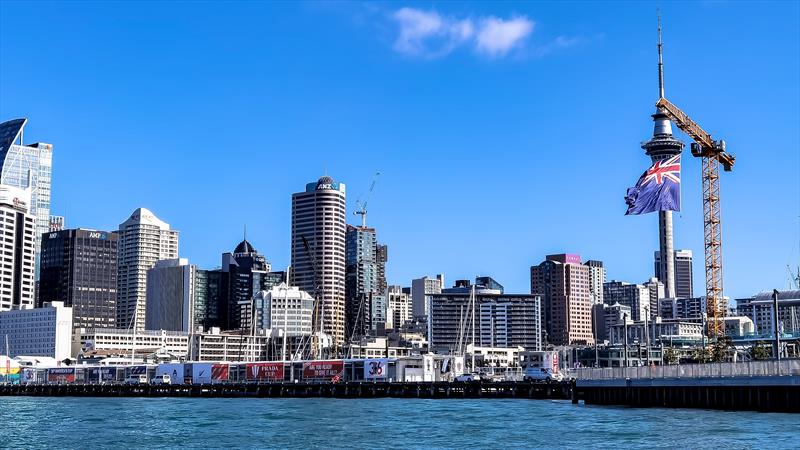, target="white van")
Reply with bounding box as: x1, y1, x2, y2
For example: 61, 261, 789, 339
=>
523, 367, 564, 382
125, 374, 148, 385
